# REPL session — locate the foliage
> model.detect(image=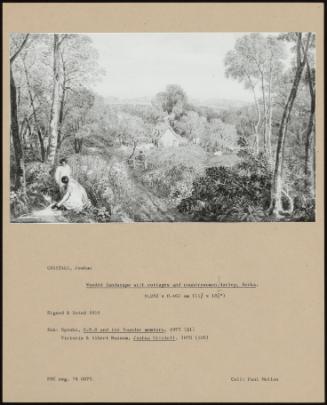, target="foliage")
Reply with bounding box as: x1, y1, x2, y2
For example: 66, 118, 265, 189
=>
10, 189, 29, 218
68, 155, 140, 221
10, 32, 316, 223
201, 119, 239, 153
25, 162, 59, 199
141, 145, 206, 208
173, 111, 207, 142
152, 84, 188, 120
224, 33, 286, 89
10, 162, 57, 220
62, 205, 112, 223
178, 151, 272, 222
10, 33, 104, 163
